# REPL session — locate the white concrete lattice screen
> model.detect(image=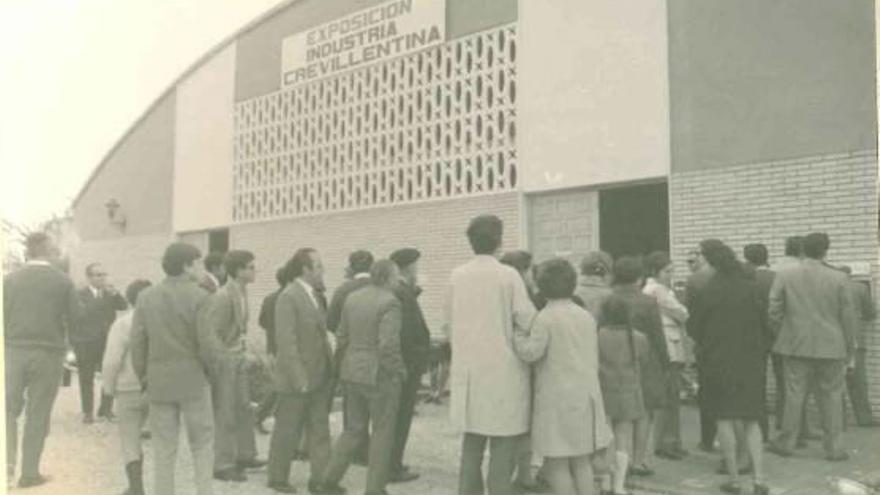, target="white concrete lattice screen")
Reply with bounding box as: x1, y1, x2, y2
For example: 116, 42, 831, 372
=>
232, 24, 518, 222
